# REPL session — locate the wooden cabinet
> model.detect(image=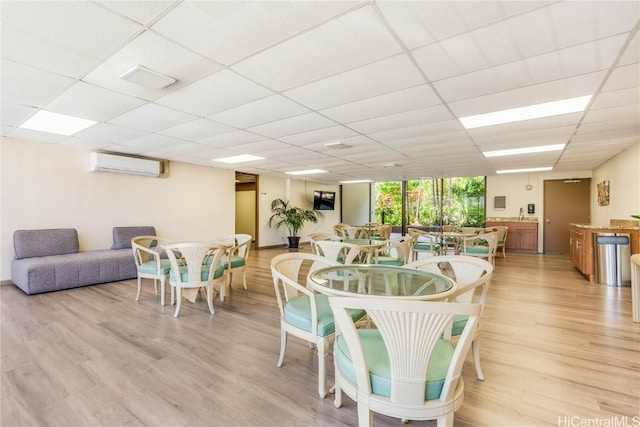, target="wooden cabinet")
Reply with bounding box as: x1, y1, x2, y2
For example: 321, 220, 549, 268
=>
486, 221, 538, 254
569, 226, 589, 275
569, 225, 640, 281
